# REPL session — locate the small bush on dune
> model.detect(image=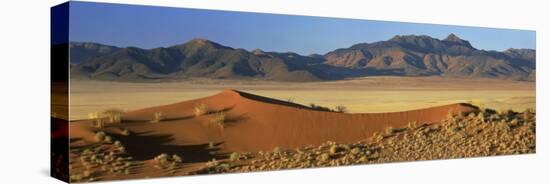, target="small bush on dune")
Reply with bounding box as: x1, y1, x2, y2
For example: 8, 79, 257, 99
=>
286, 97, 295, 103
350, 147, 361, 155
477, 112, 486, 123
94, 118, 106, 128
523, 108, 535, 120
88, 108, 124, 127
309, 103, 333, 112
385, 126, 397, 135
210, 112, 226, 128
229, 152, 240, 162
273, 146, 281, 156
194, 104, 210, 117
206, 158, 219, 167
121, 128, 131, 136
89, 112, 105, 128
104, 136, 113, 144
154, 153, 183, 170
94, 131, 106, 142
335, 105, 348, 113
154, 153, 169, 165
320, 153, 330, 162
151, 112, 165, 123
172, 154, 183, 163
329, 144, 344, 154
407, 121, 418, 130
102, 109, 123, 124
